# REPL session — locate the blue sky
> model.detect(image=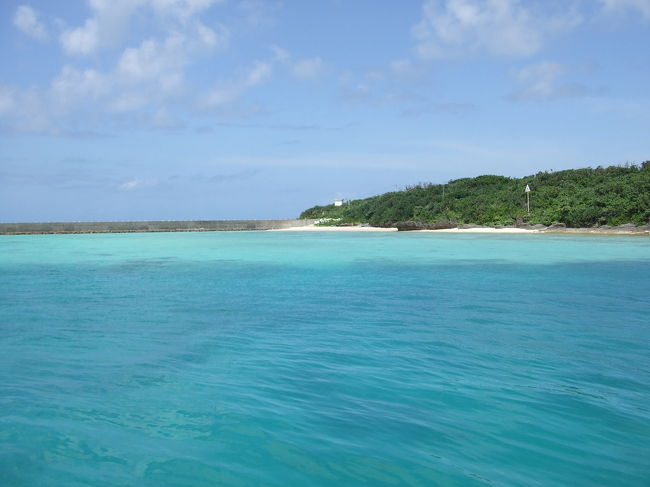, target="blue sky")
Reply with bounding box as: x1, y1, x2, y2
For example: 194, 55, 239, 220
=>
1, 0, 649, 222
